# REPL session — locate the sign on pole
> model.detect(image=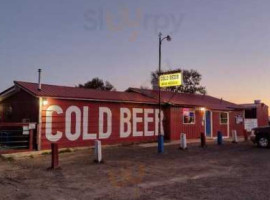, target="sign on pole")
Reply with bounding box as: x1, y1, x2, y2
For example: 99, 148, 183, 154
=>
159, 72, 182, 88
